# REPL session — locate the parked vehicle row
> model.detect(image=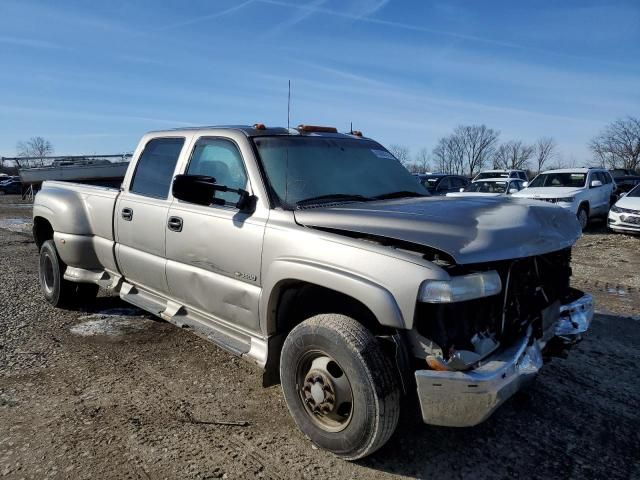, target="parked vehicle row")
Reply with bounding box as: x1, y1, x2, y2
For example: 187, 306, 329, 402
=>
416, 167, 625, 232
